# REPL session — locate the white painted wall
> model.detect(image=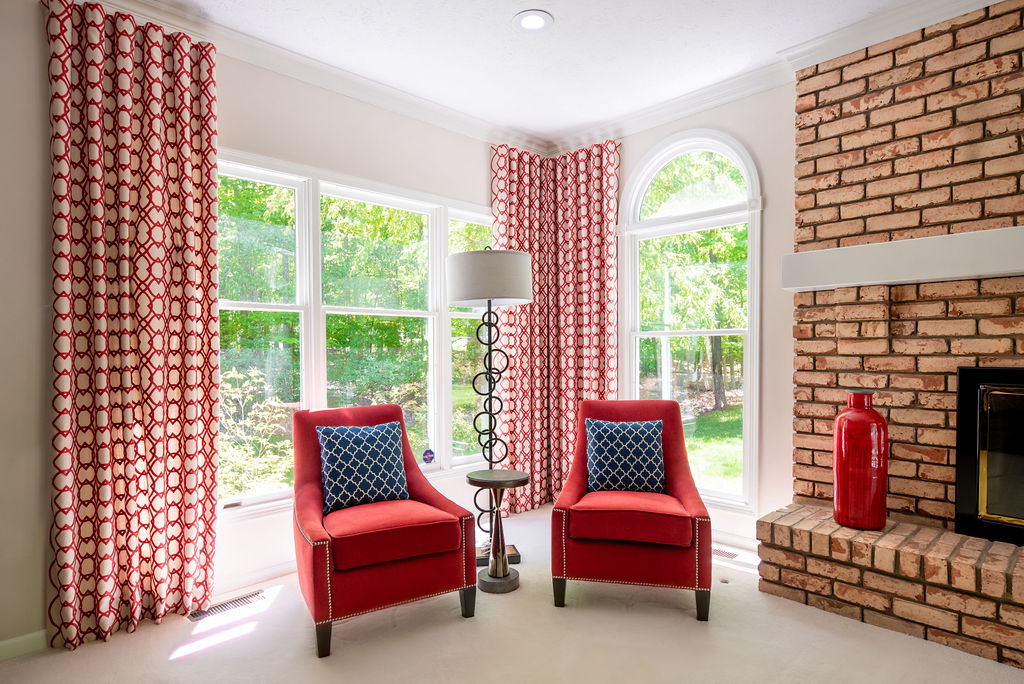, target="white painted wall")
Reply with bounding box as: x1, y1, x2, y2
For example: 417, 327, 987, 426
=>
0, 0, 58, 650
616, 84, 797, 540
216, 55, 492, 207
